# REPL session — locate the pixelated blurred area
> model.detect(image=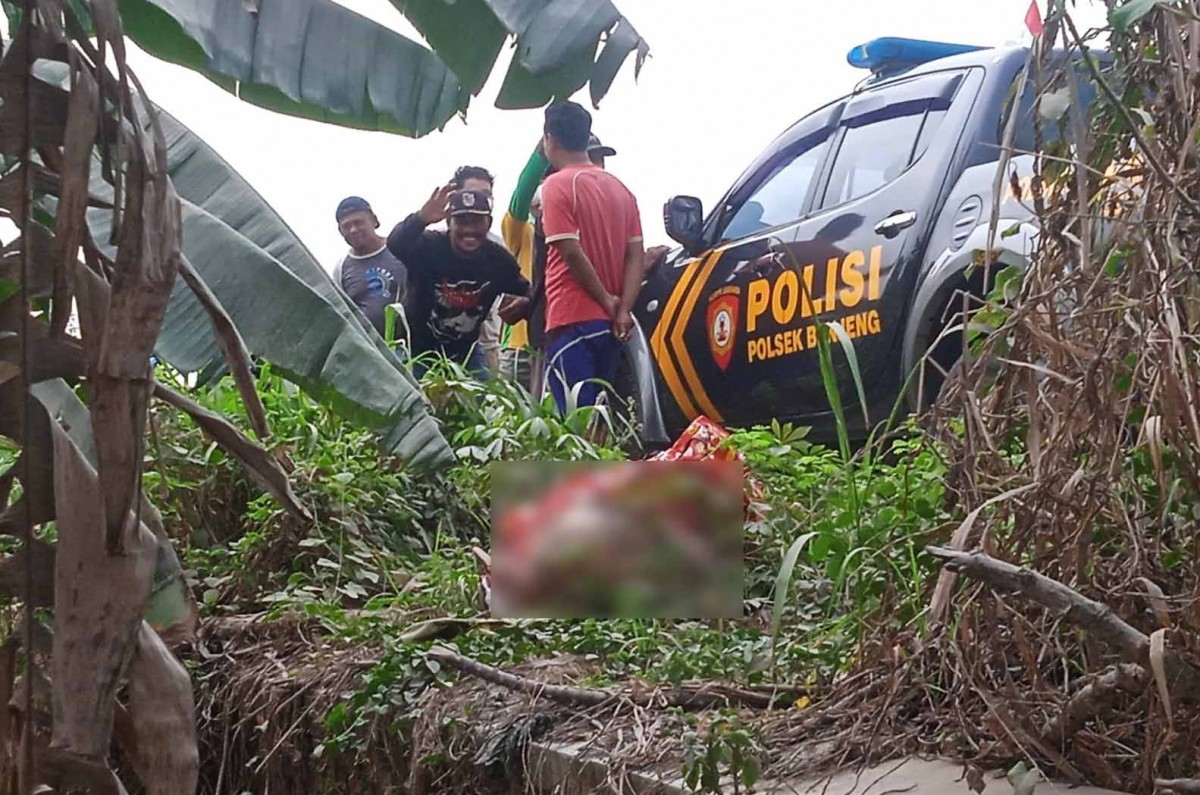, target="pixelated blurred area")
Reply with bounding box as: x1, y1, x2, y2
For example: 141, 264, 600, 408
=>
650, 417, 766, 520
490, 459, 744, 619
